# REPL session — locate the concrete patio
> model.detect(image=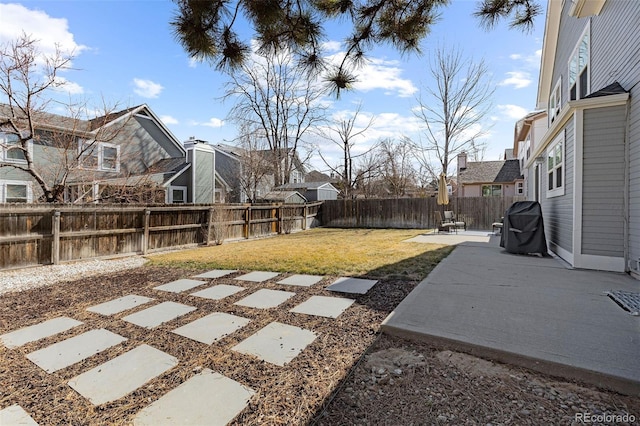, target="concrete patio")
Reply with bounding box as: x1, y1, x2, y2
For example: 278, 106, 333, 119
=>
384, 233, 640, 396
